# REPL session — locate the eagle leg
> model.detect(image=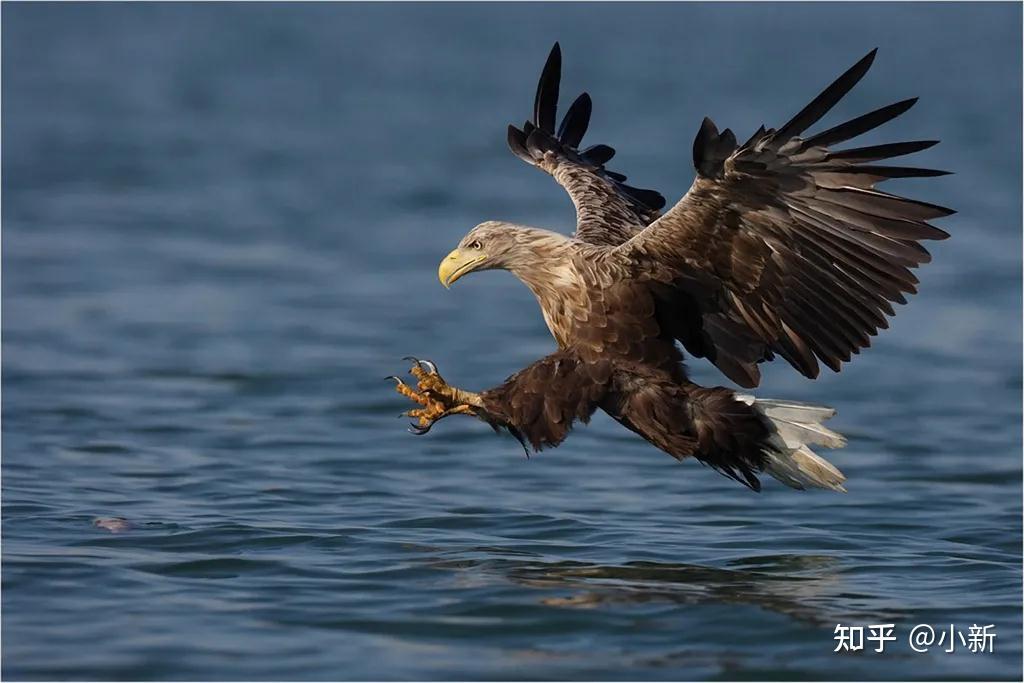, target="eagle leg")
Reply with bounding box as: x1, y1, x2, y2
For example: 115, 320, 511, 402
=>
390, 359, 483, 434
